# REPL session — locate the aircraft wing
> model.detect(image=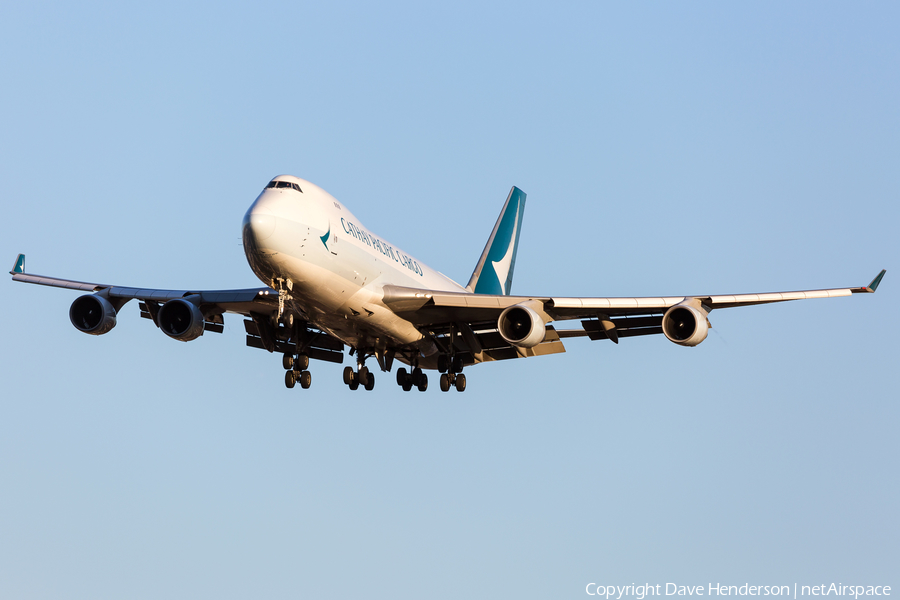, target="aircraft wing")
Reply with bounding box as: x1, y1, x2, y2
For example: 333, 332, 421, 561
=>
9, 254, 346, 364
382, 270, 885, 361
10, 255, 280, 316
